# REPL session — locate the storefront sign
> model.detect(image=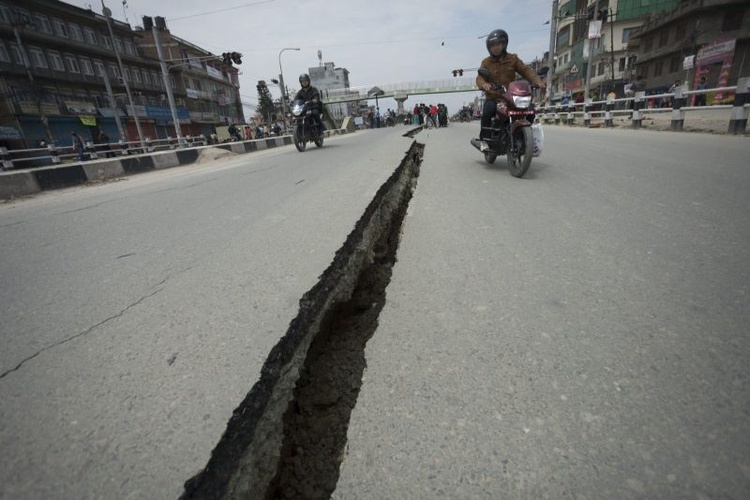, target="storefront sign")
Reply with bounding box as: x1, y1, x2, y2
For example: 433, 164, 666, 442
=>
0, 125, 22, 140
65, 101, 97, 115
